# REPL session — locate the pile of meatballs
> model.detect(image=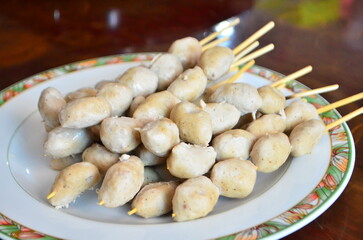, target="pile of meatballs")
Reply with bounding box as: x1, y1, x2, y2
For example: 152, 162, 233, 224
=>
39, 35, 326, 222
